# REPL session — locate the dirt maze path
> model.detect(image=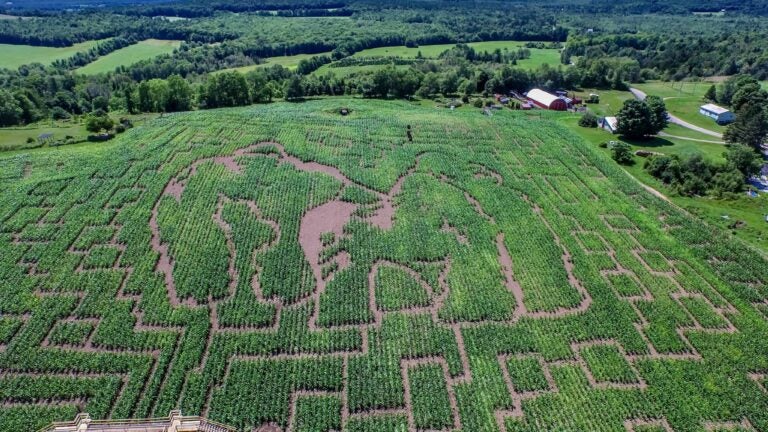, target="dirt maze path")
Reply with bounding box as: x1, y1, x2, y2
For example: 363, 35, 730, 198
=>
26, 138, 748, 432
